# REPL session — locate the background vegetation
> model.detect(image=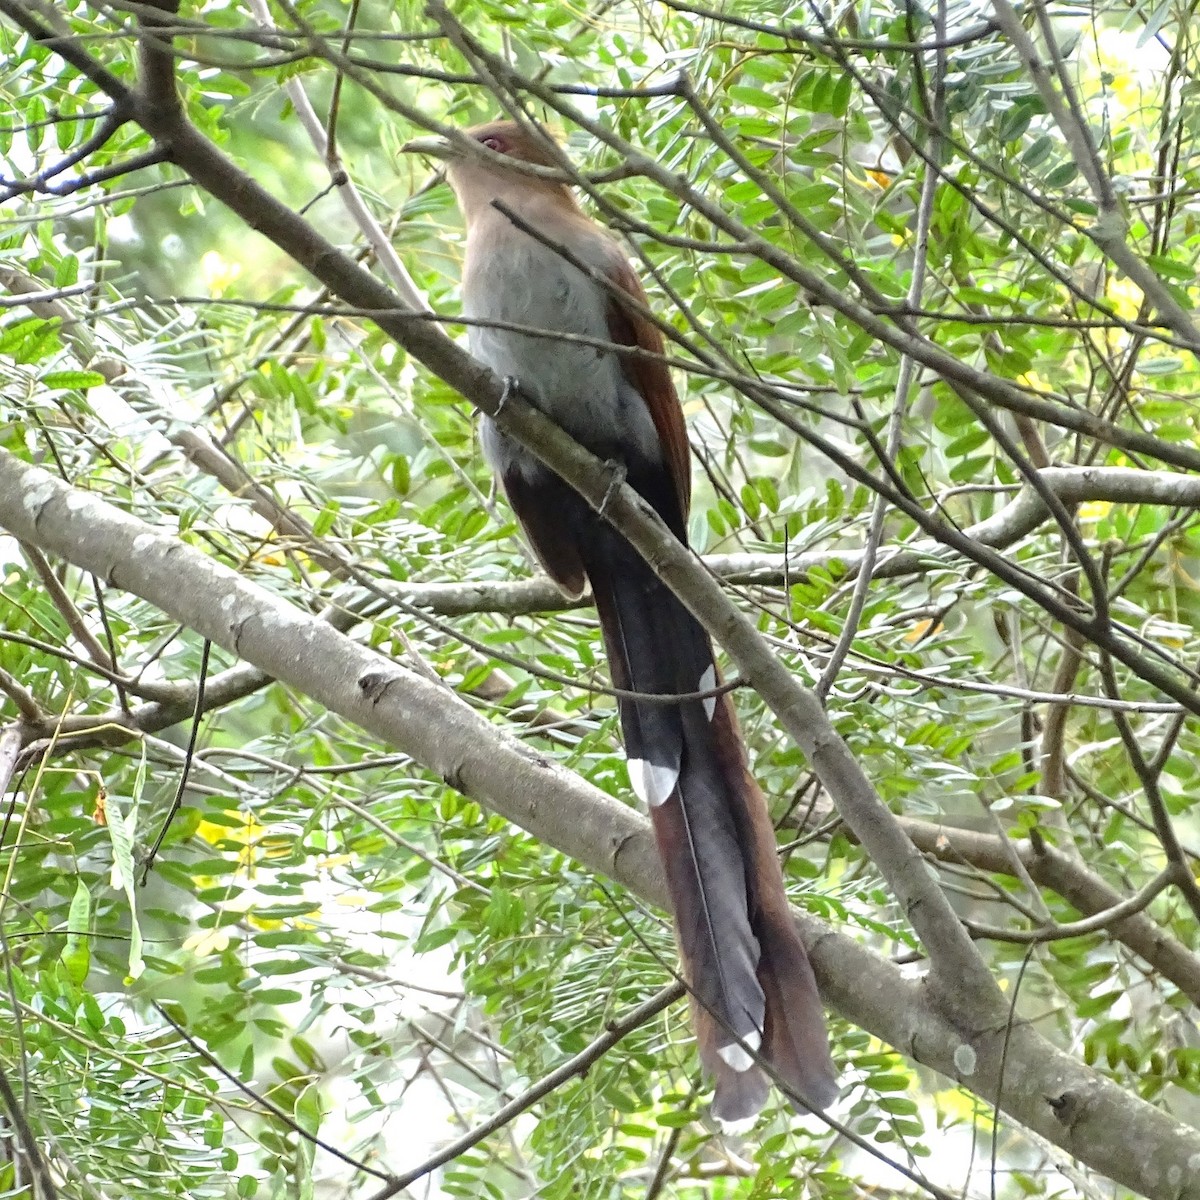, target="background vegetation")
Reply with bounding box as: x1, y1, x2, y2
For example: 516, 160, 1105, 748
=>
2, 0, 1200, 1196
